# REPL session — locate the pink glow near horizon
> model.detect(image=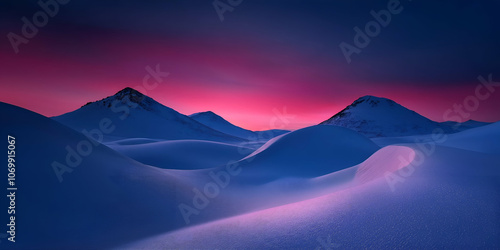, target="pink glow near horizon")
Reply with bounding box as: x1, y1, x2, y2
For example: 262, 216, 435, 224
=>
1, 33, 499, 131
